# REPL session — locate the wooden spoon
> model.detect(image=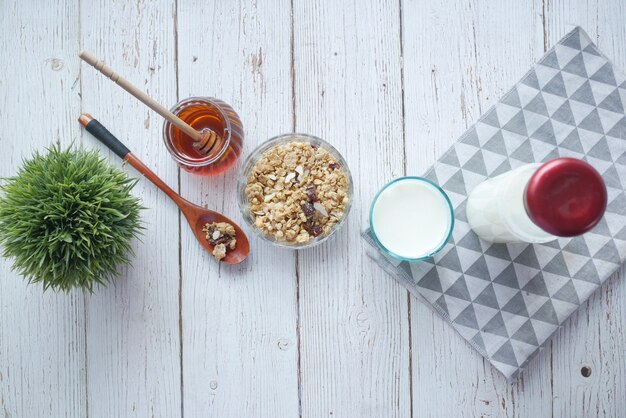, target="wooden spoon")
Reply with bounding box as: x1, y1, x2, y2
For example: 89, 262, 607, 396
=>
79, 113, 249, 264
79, 50, 219, 155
